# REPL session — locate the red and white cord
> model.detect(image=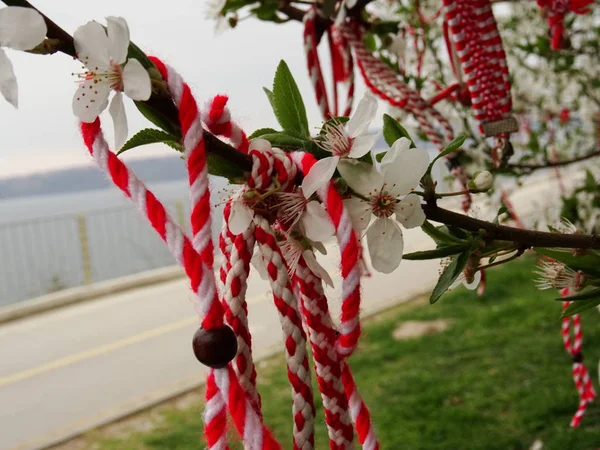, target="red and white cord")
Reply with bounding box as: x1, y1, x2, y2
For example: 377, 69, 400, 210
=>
560, 288, 596, 428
